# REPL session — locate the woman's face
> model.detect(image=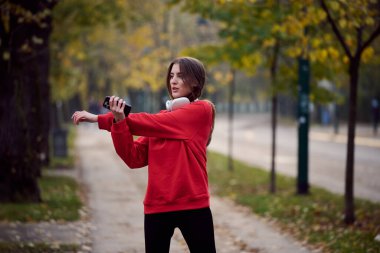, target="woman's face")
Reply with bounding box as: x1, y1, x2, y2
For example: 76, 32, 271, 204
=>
169, 63, 192, 99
